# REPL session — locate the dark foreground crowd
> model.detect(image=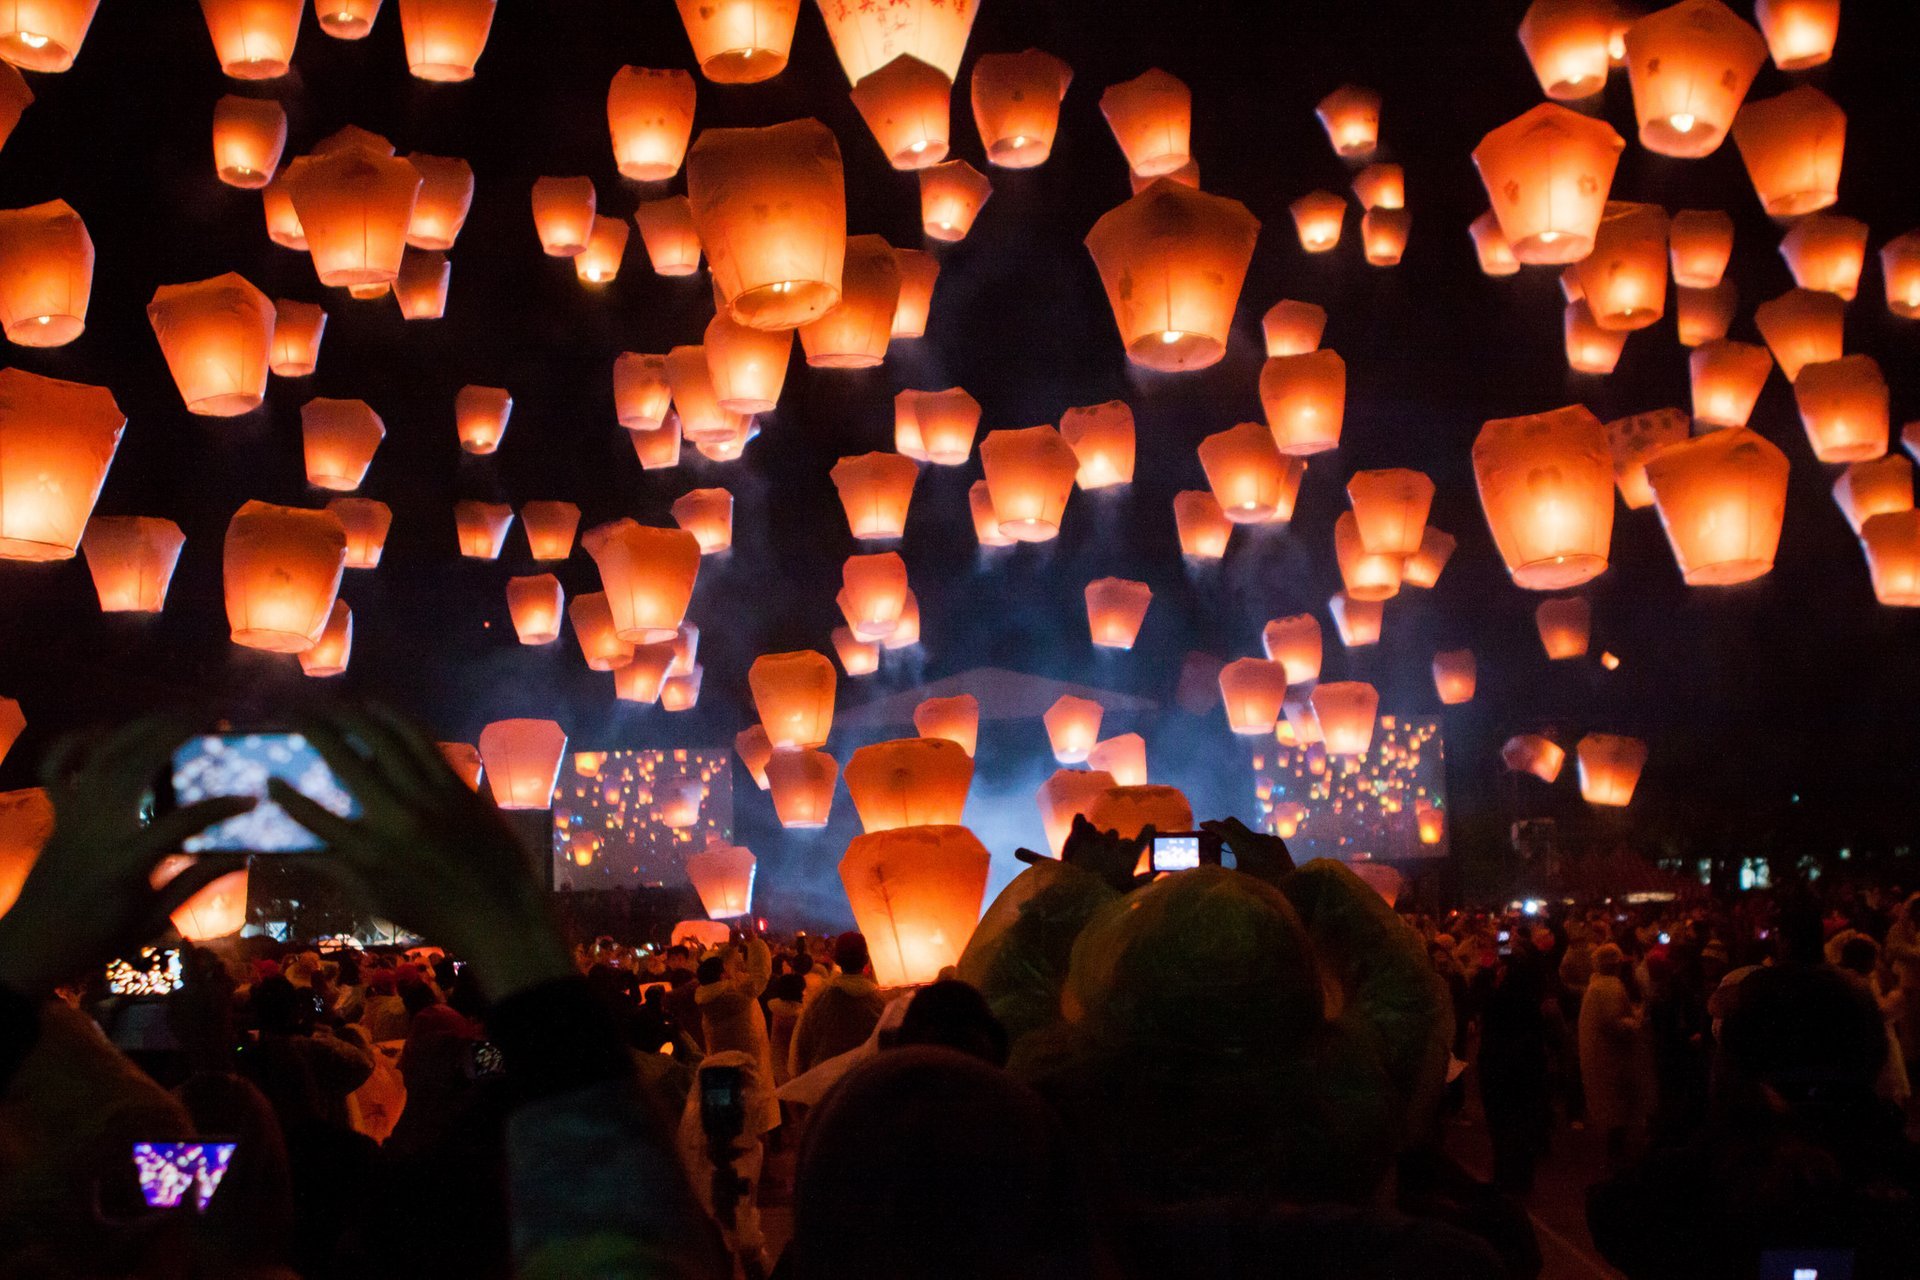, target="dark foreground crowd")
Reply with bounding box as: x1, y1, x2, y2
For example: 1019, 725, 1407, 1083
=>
2, 710, 1917, 1279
